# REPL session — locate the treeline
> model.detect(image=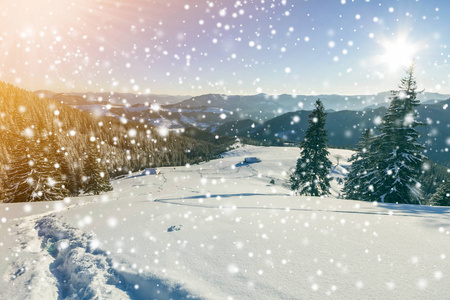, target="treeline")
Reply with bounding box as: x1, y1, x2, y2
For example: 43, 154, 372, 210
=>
289, 67, 449, 206
0, 82, 233, 202
418, 160, 450, 206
